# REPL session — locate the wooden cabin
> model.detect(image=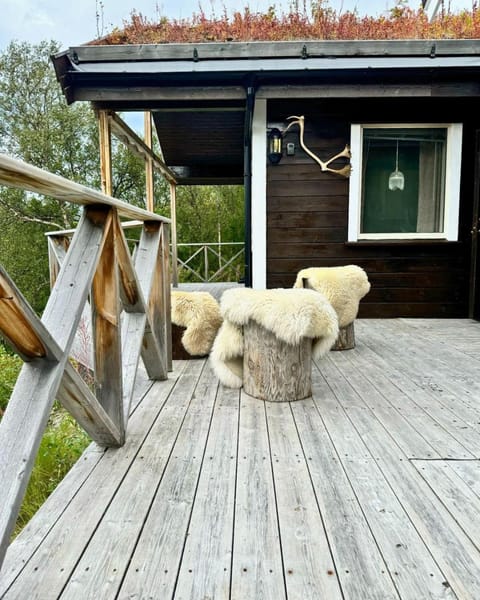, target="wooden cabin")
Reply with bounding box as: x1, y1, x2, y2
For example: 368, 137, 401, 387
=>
53, 39, 480, 320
